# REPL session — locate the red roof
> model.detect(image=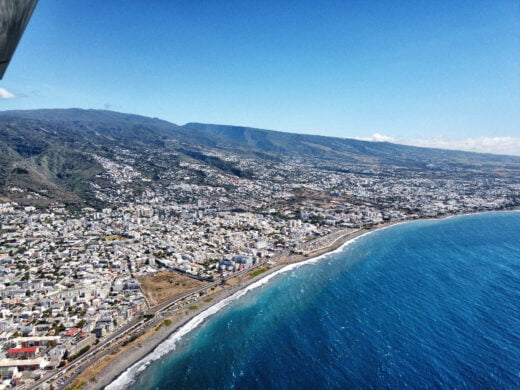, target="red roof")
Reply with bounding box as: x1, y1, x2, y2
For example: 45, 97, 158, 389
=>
7, 347, 37, 354
64, 328, 82, 337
